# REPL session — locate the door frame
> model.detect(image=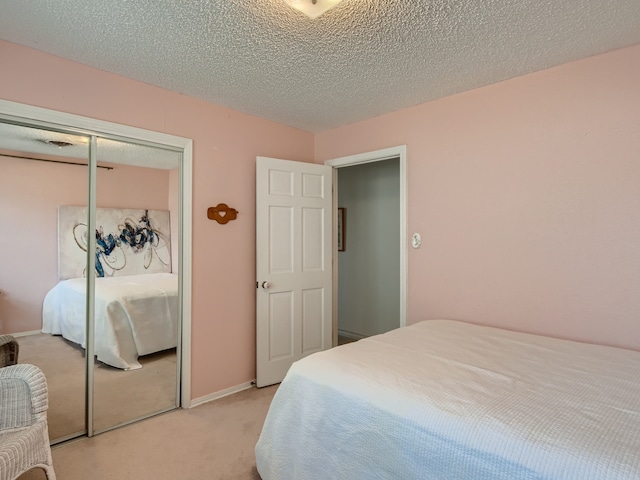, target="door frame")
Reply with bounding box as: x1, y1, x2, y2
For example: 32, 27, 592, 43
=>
0, 98, 193, 409
325, 145, 407, 345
